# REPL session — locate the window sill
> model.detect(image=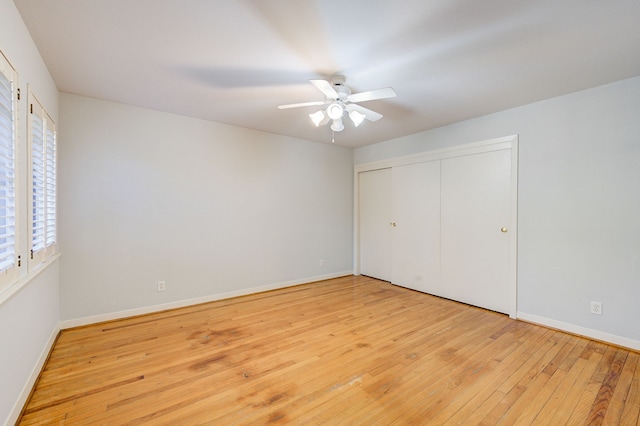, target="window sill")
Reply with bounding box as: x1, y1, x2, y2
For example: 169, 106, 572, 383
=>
0, 253, 61, 307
